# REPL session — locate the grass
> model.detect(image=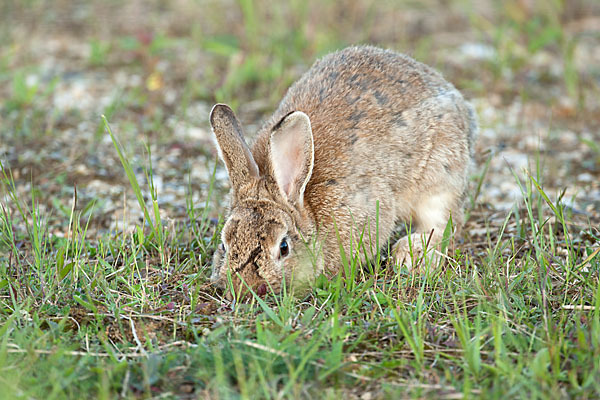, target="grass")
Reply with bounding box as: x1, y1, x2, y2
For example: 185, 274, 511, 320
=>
1, 136, 598, 398
1, 0, 600, 398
